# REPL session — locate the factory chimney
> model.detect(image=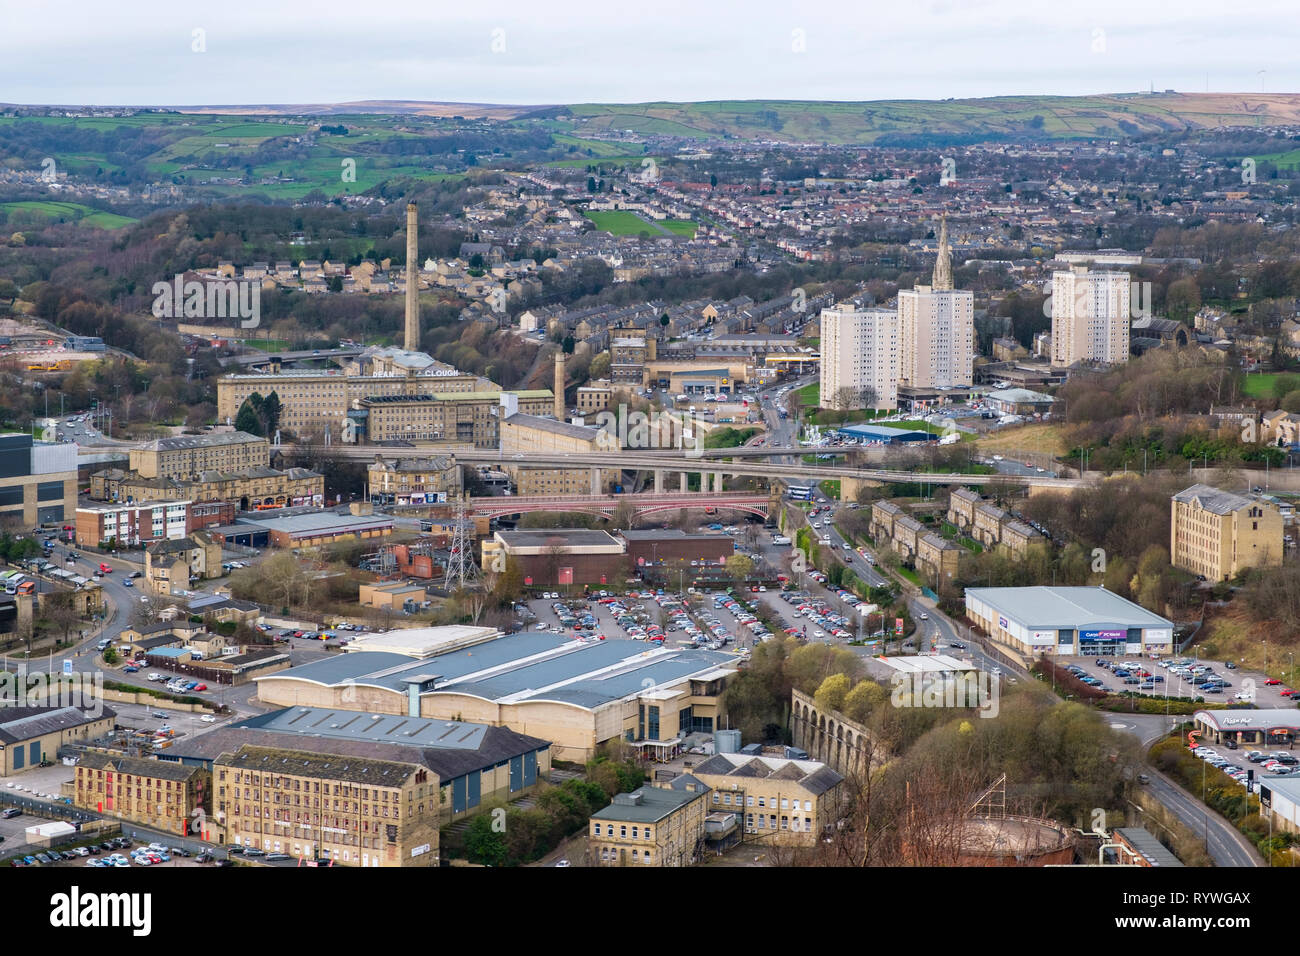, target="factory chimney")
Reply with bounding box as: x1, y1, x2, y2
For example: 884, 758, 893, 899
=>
553, 350, 565, 421
404, 202, 419, 351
